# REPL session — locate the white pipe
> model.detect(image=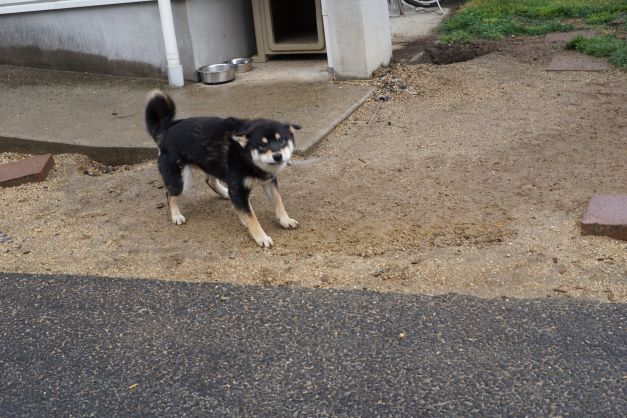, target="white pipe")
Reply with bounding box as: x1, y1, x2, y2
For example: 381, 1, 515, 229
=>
157, 0, 184, 87
320, 0, 334, 77
0, 0, 152, 15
